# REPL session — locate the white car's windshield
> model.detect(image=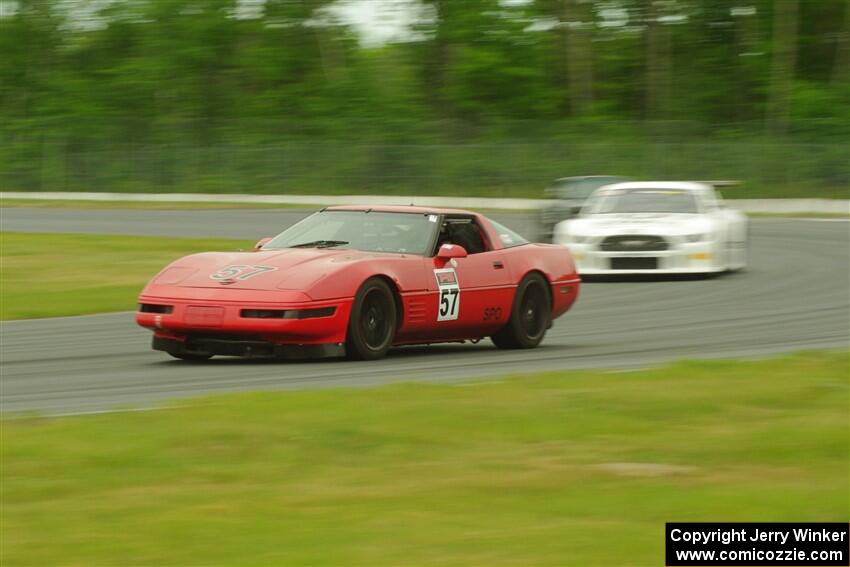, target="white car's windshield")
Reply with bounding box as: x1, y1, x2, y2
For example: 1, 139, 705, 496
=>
262, 210, 438, 255
551, 177, 624, 200
587, 188, 701, 214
